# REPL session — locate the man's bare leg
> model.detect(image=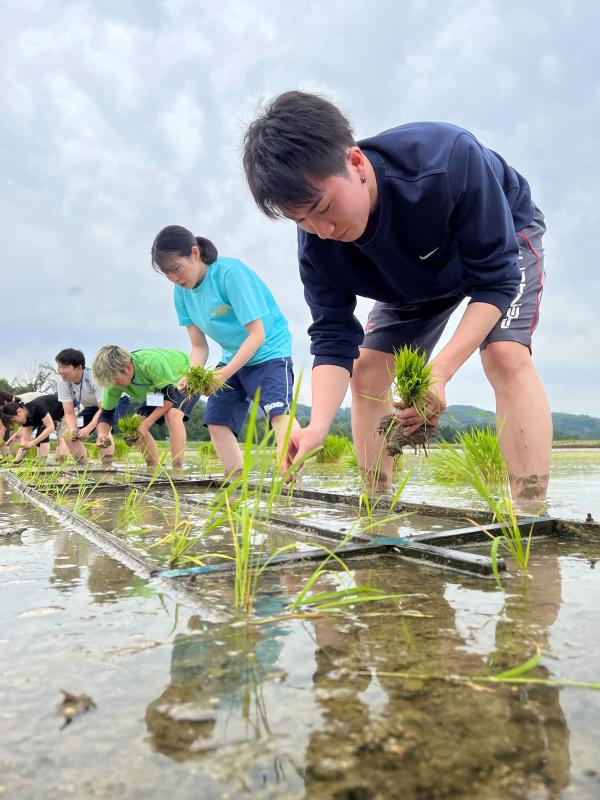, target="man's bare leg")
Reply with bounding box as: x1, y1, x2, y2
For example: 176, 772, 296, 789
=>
350, 348, 395, 493
481, 341, 552, 502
